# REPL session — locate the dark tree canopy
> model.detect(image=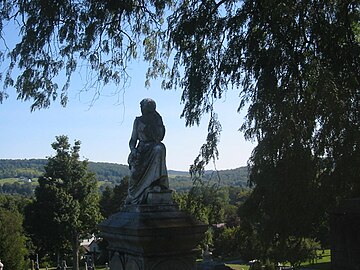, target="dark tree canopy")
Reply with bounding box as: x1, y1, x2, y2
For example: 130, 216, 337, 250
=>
167, 0, 360, 264
0, 0, 171, 109
1, 0, 358, 172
